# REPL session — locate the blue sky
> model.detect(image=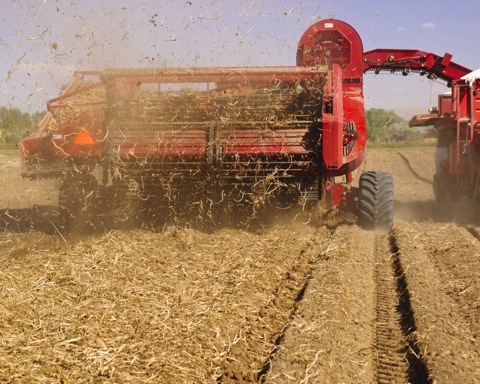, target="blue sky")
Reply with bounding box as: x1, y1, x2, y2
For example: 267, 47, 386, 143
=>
1, 0, 479, 116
